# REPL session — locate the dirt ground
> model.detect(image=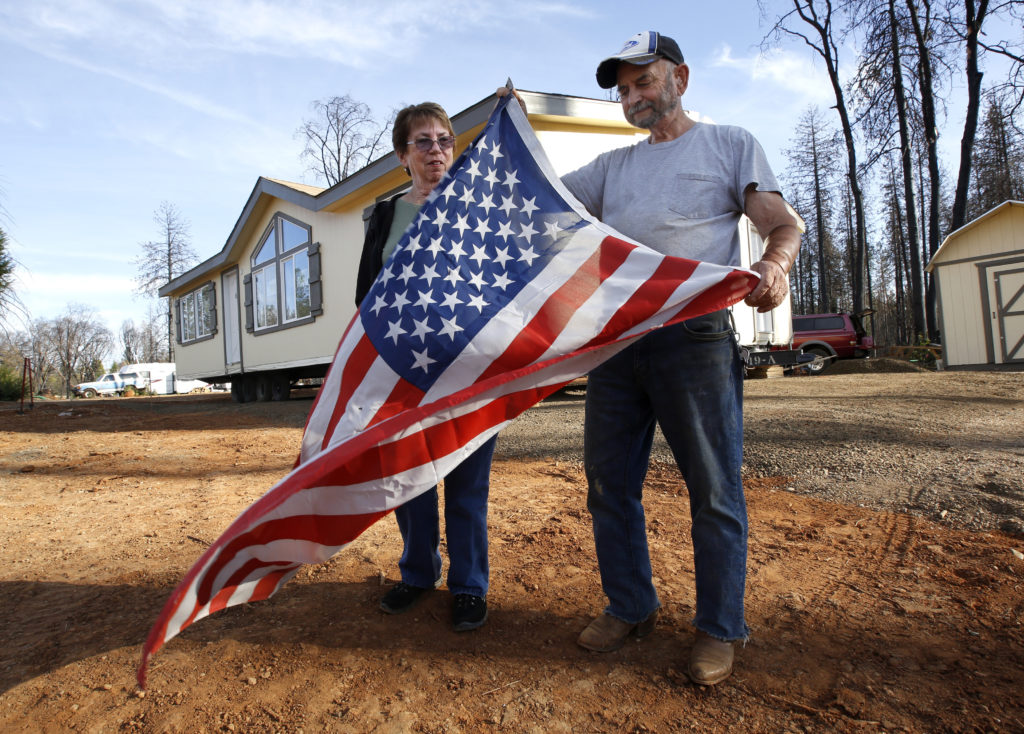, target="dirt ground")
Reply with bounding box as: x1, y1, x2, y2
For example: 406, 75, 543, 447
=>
1, 368, 1023, 733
